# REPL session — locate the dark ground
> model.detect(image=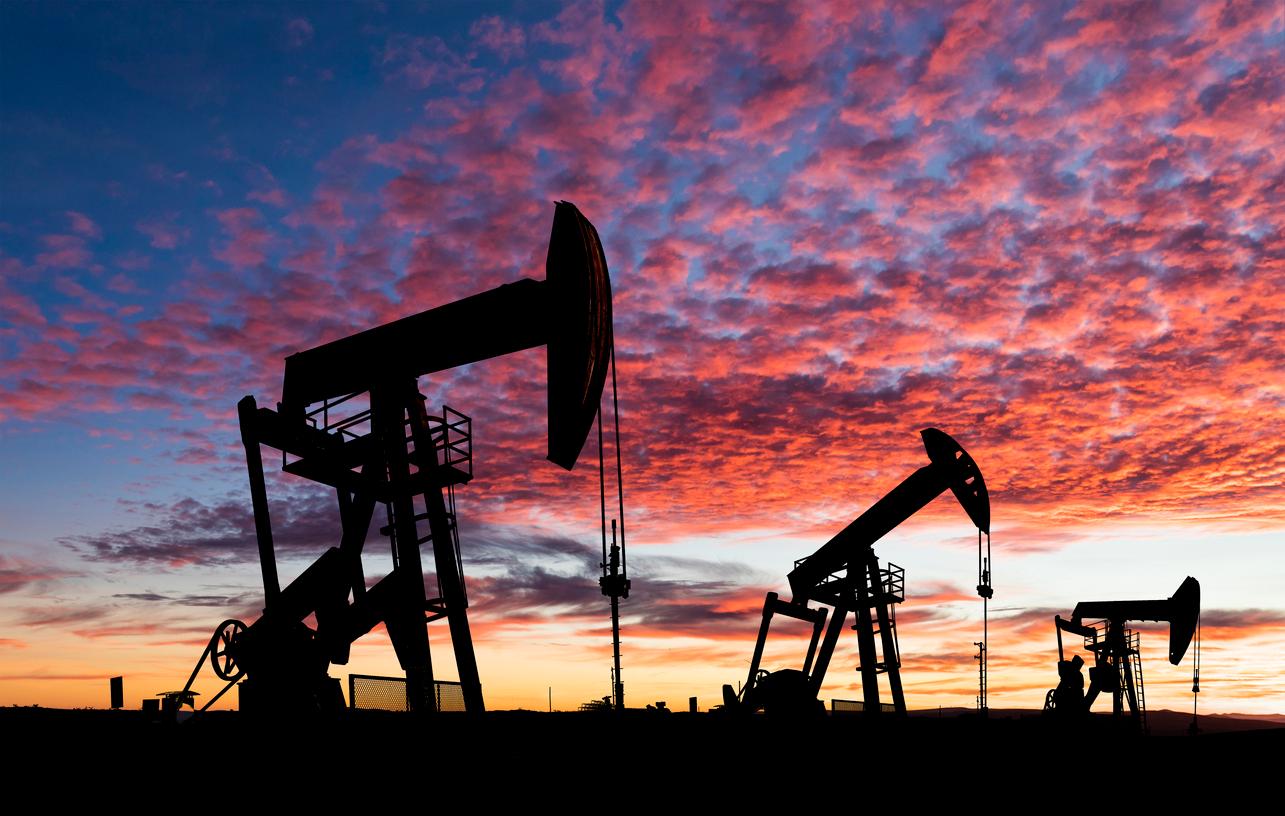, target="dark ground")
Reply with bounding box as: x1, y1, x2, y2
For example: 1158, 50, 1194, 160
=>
5, 704, 1278, 784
